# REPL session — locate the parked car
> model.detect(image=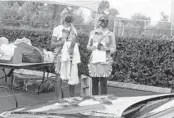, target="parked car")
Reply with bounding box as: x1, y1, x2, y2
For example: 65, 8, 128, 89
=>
0, 93, 174, 118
